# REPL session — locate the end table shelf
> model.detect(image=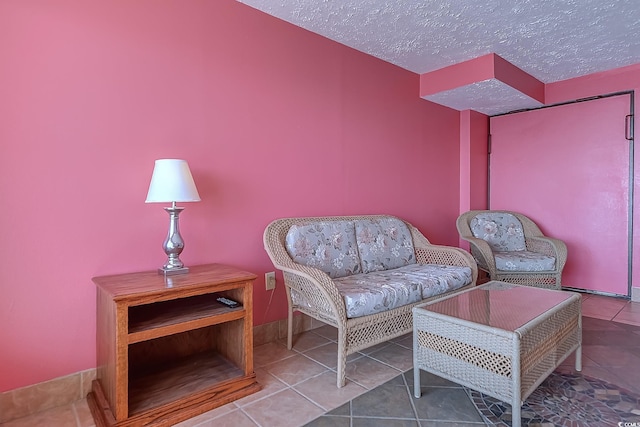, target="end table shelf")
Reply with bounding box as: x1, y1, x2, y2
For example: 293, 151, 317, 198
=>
87, 264, 261, 426
128, 295, 244, 342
